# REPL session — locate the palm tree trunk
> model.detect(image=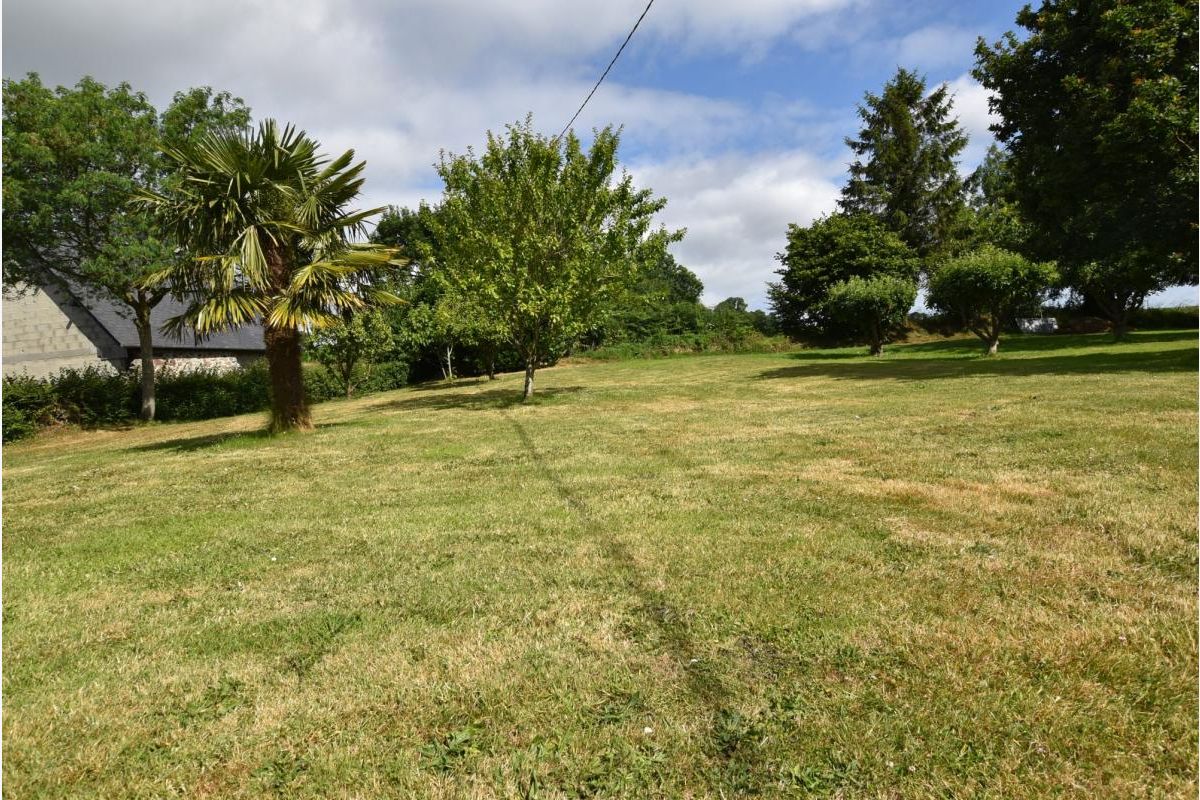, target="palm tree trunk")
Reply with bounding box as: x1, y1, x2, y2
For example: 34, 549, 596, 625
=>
264, 324, 312, 432
263, 244, 312, 433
